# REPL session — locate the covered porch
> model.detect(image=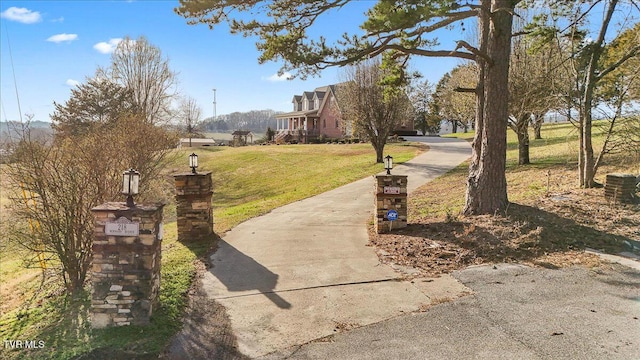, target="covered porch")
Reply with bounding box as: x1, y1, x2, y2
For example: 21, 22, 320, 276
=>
275, 114, 321, 143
